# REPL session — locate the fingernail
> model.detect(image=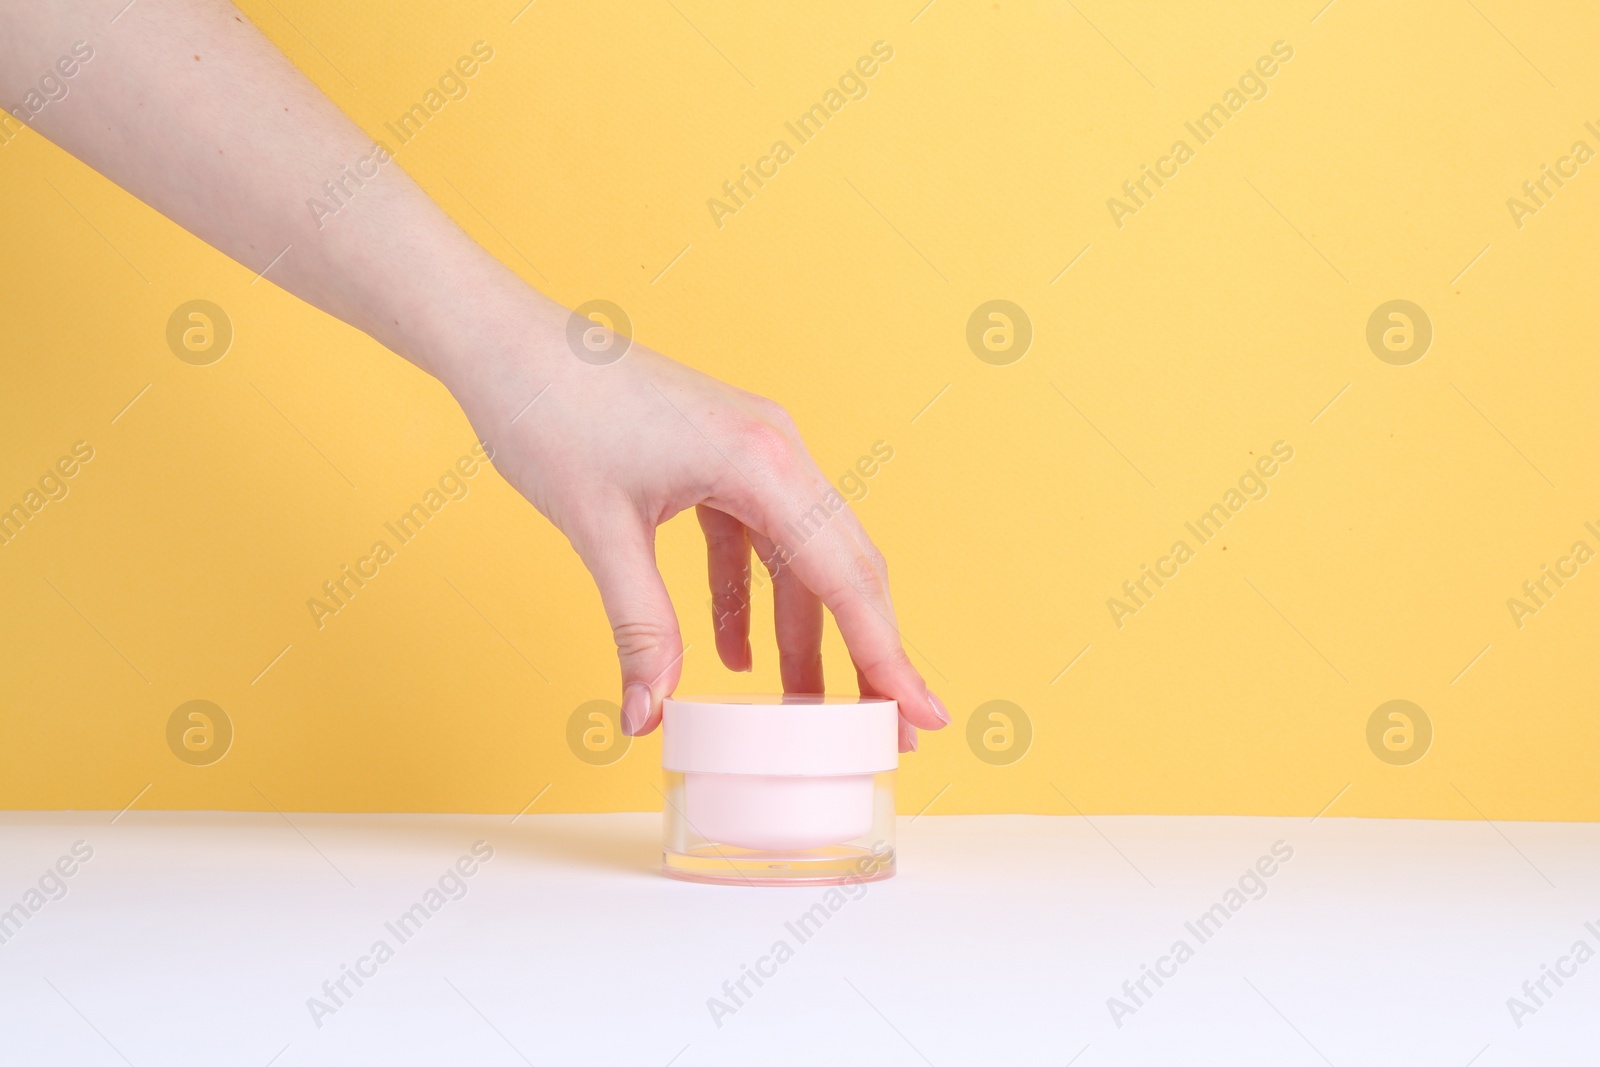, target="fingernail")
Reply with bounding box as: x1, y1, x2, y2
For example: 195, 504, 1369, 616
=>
741, 639, 753, 672
621, 683, 652, 735
899, 717, 918, 752
928, 691, 952, 726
